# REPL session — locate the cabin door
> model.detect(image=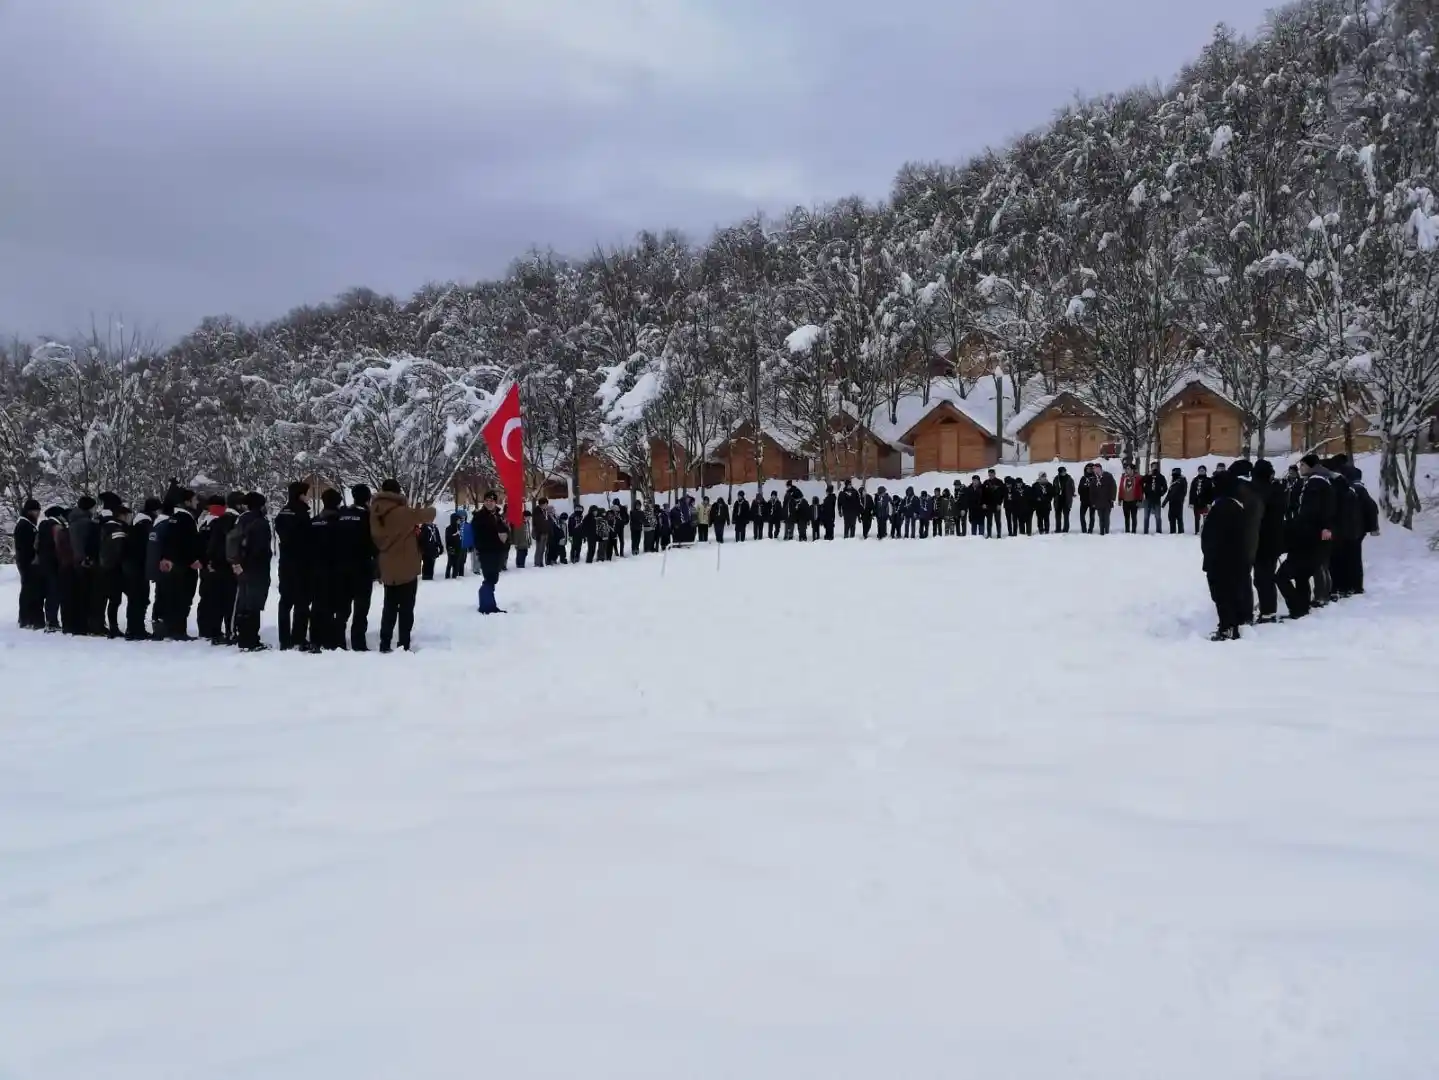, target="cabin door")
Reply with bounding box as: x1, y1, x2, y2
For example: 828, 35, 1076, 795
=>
1057, 421, 1081, 461
1183, 413, 1210, 457
939, 423, 960, 472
